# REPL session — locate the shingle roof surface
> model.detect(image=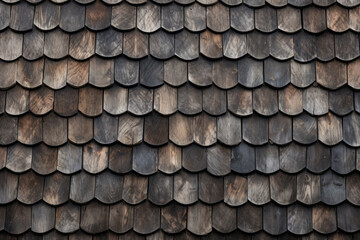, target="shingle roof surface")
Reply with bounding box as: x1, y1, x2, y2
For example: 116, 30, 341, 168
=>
0, 0, 360, 239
